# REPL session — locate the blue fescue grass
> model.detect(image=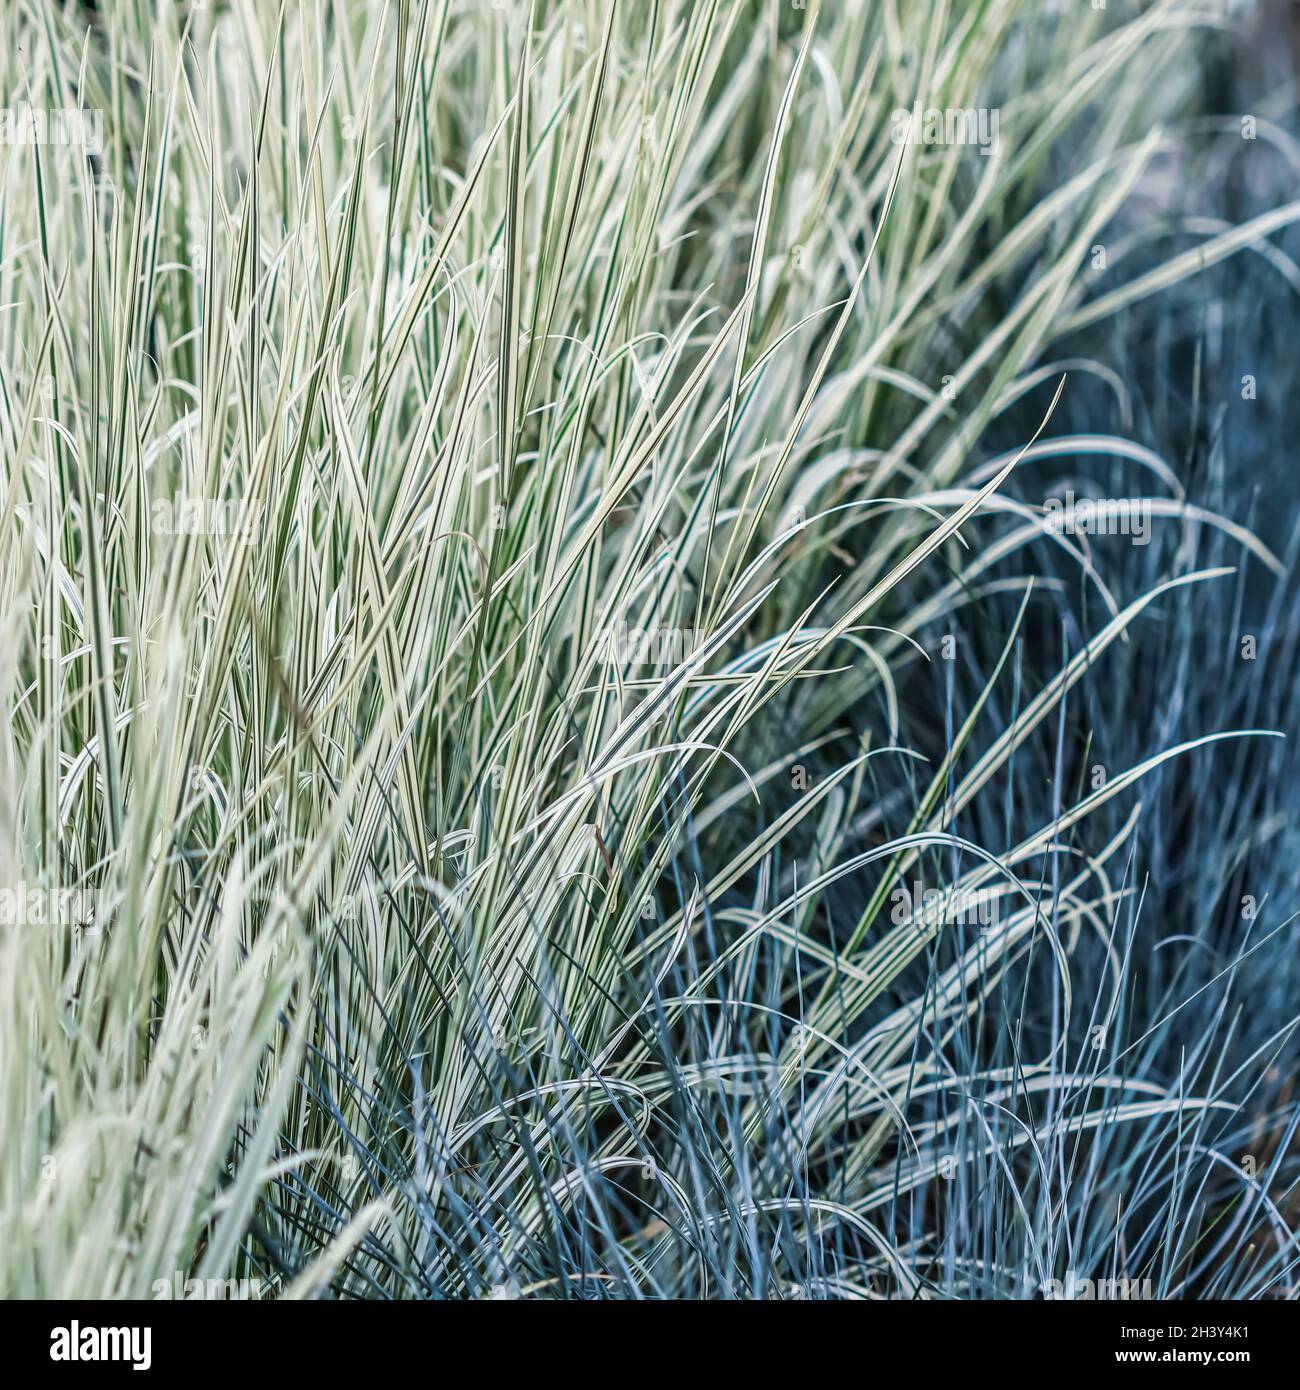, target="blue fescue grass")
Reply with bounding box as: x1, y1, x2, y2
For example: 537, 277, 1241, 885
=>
245, 12, 1300, 1300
